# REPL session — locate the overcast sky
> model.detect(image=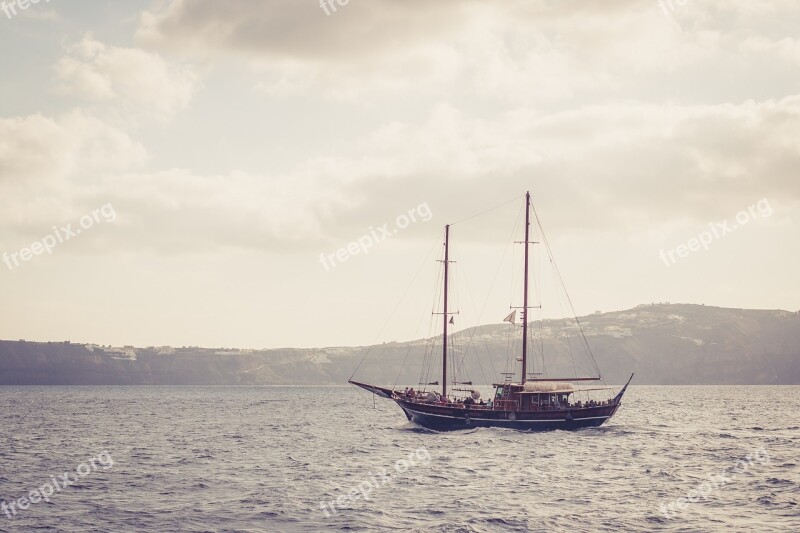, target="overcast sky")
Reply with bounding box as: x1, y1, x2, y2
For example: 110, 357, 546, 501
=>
0, 0, 798, 349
